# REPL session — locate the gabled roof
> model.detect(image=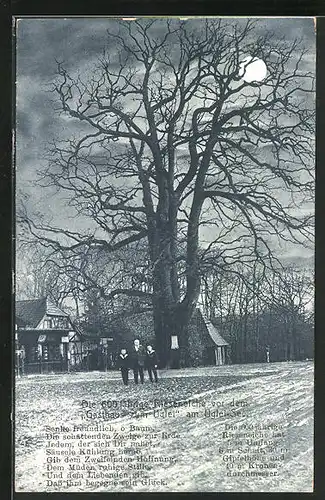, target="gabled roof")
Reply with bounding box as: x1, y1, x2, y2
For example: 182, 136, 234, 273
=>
198, 310, 229, 347
46, 301, 69, 318
16, 297, 69, 328
204, 318, 229, 346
